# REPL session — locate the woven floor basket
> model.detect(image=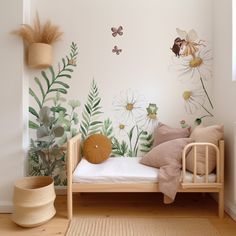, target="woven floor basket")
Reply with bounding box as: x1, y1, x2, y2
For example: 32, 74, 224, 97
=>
12, 176, 56, 227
